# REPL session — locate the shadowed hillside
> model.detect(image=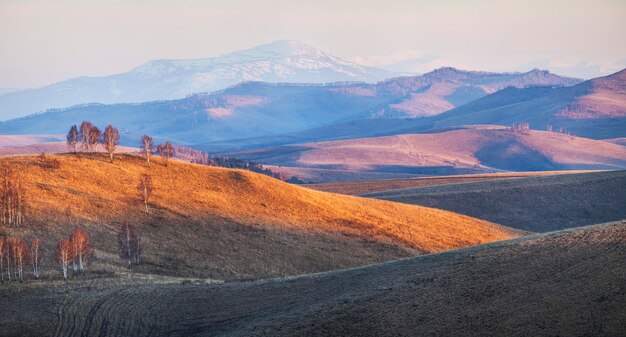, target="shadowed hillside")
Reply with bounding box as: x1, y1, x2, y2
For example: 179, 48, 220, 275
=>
305, 171, 590, 195
418, 68, 626, 139
0, 154, 519, 280
223, 128, 626, 182
3, 221, 623, 337
366, 170, 626, 232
